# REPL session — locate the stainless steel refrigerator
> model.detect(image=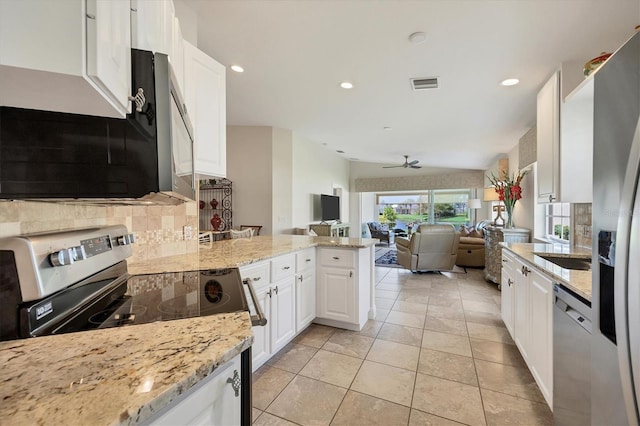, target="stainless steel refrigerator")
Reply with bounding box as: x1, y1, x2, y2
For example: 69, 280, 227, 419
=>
592, 30, 640, 425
